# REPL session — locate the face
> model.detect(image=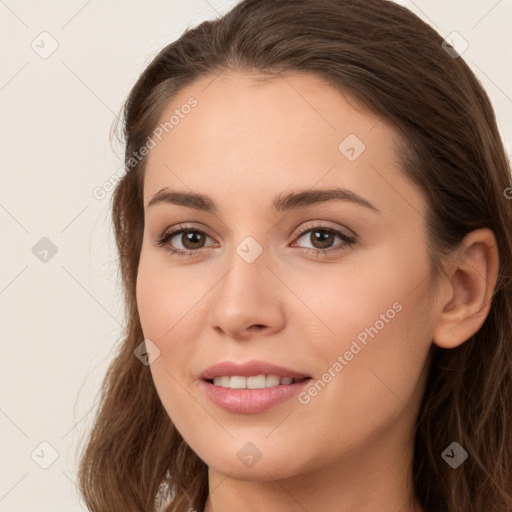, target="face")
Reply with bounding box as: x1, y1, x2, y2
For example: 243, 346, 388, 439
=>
136, 71, 437, 481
